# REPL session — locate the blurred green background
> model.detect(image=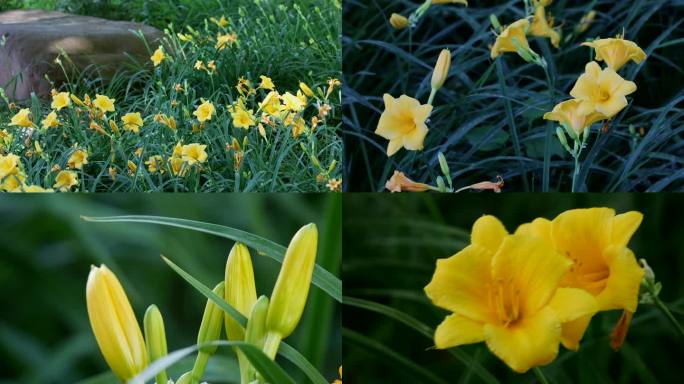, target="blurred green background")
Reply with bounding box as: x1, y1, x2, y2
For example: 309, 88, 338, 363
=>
0, 194, 341, 383
343, 193, 684, 383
